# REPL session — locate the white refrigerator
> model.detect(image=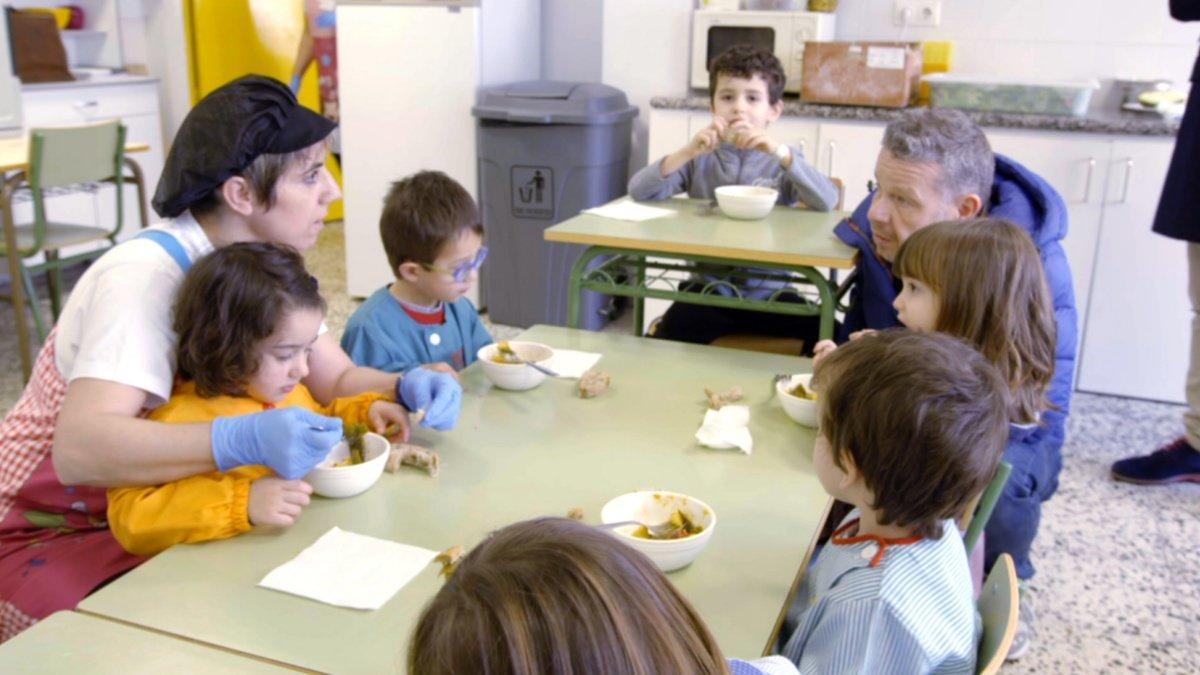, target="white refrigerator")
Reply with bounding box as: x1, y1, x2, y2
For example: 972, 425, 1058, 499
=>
338, 0, 541, 304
